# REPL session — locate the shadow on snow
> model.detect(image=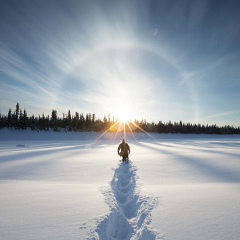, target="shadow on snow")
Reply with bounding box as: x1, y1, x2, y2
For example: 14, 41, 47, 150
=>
89, 161, 161, 240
